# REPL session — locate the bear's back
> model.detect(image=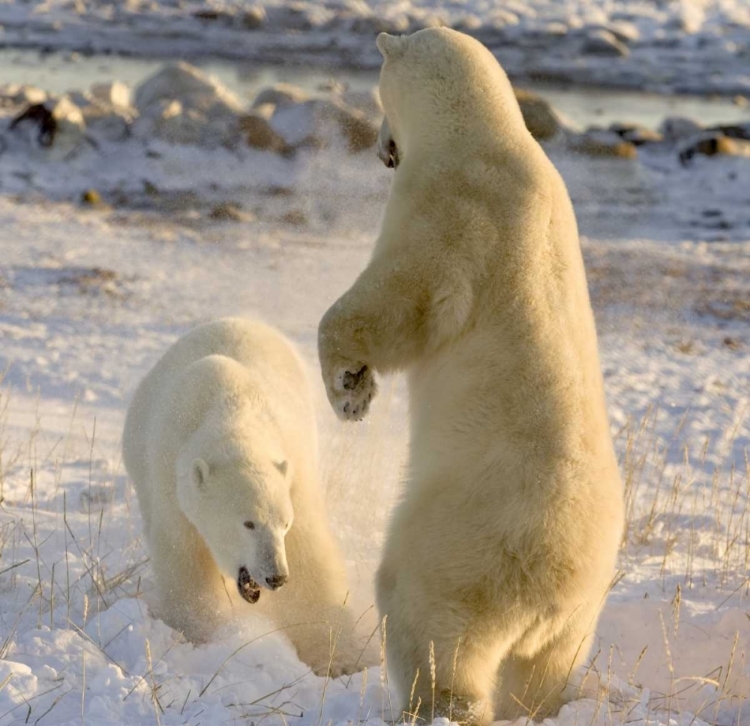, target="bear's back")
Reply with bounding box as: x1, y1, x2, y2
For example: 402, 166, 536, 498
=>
393, 137, 616, 488
123, 318, 315, 511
